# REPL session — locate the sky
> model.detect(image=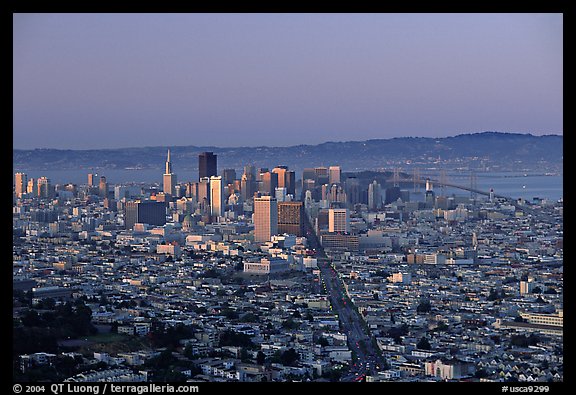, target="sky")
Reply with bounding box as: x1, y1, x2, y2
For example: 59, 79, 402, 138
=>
13, 13, 563, 150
